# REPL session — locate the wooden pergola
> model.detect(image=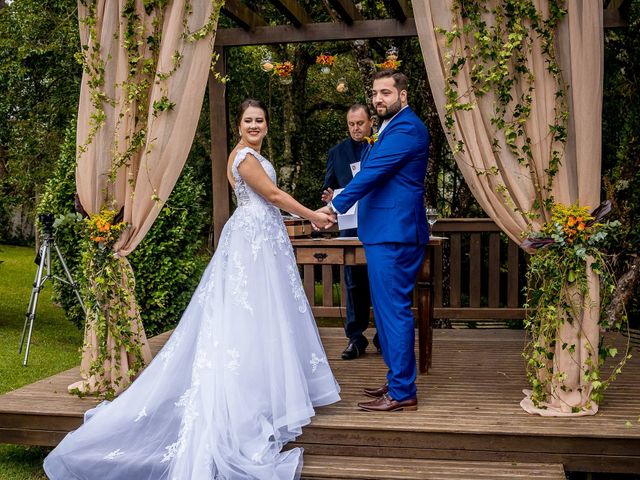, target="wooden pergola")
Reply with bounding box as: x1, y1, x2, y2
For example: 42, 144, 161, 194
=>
207, 0, 630, 247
